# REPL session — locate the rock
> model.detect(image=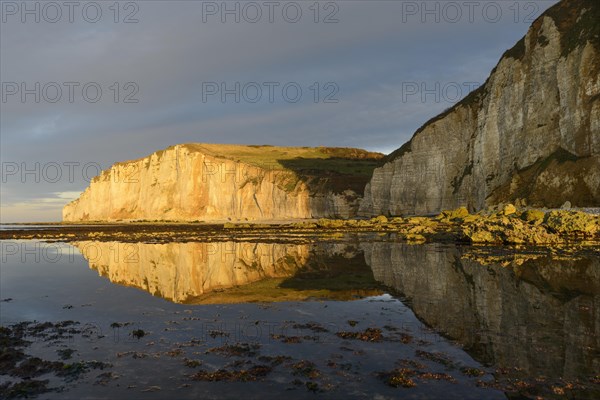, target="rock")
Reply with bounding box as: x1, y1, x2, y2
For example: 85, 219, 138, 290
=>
406, 225, 435, 235
514, 198, 527, 208
463, 228, 498, 244
545, 210, 599, 235
361, 1, 600, 216
502, 204, 517, 216
406, 217, 431, 225
292, 221, 318, 229
561, 201, 572, 209
371, 215, 389, 224
437, 207, 470, 221
404, 234, 426, 243
462, 214, 480, 223
462, 214, 561, 244
63, 144, 383, 222
316, 219, 346, 229
521, 209, 546, 224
